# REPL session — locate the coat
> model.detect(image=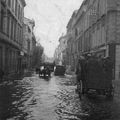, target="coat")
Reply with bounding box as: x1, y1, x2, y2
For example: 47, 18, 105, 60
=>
76, 59, 86, 82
